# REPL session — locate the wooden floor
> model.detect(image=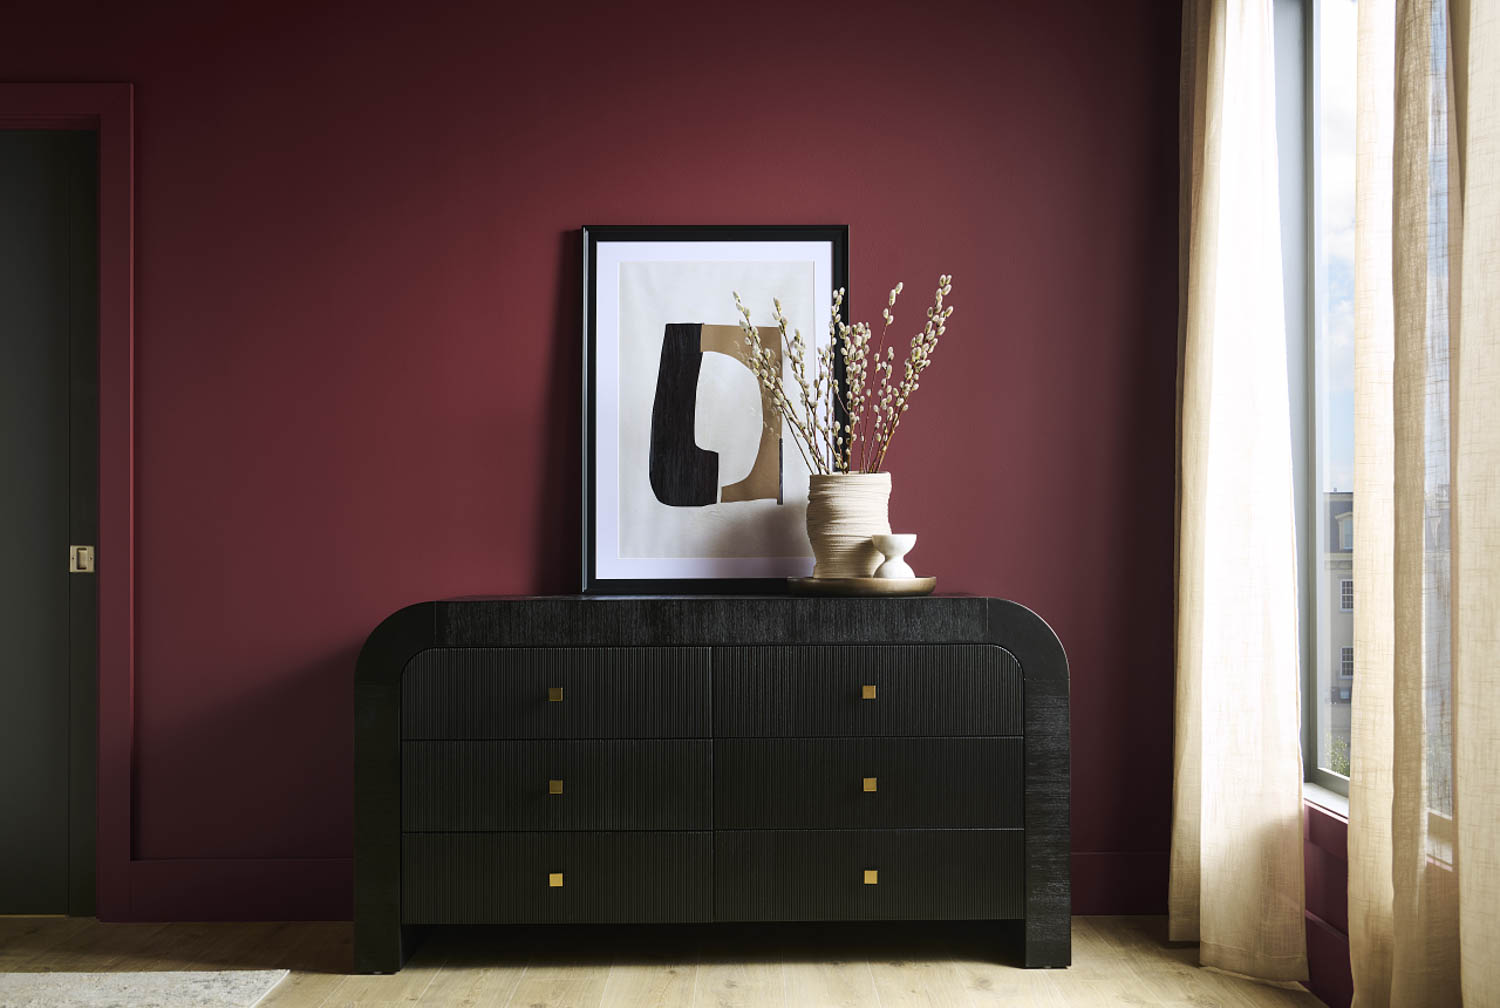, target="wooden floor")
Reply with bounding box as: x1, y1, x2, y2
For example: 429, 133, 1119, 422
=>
0, 915, 1326, 1007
